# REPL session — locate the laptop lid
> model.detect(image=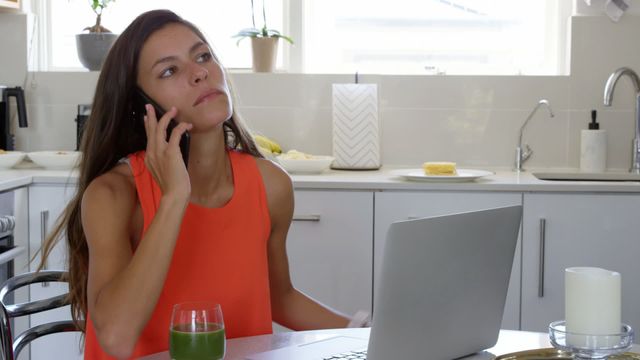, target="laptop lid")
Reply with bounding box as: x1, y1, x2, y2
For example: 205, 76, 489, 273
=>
367, 205, 522, 360
246, 205, 522, 360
